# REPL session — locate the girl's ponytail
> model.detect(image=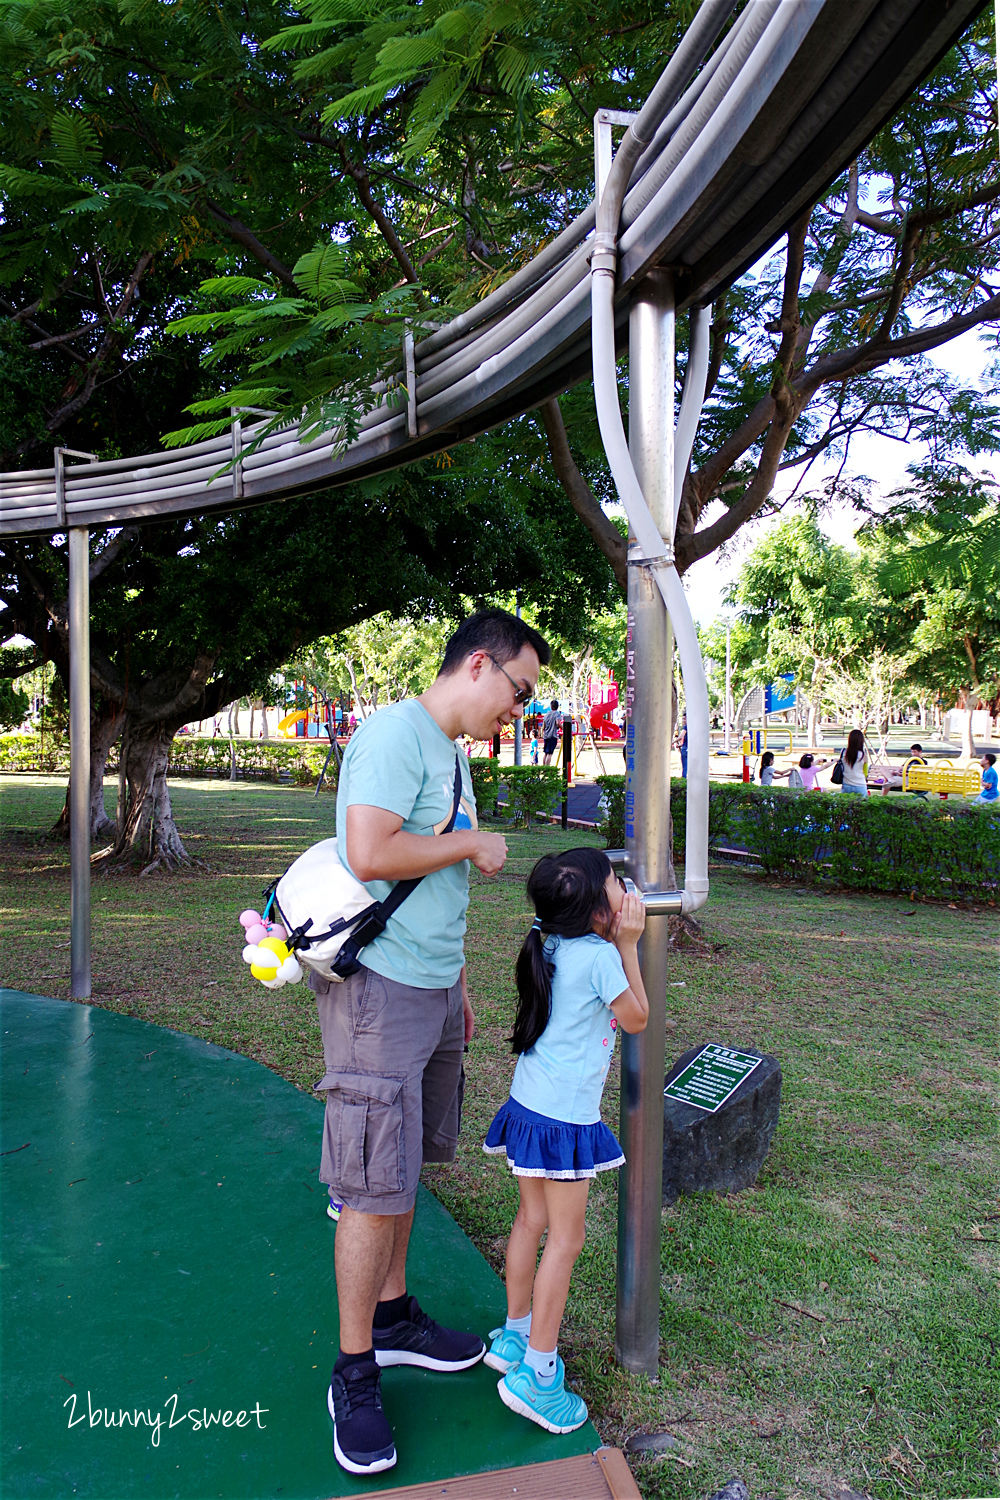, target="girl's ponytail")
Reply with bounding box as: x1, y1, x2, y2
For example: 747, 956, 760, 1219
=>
511, 926, 553, 1054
